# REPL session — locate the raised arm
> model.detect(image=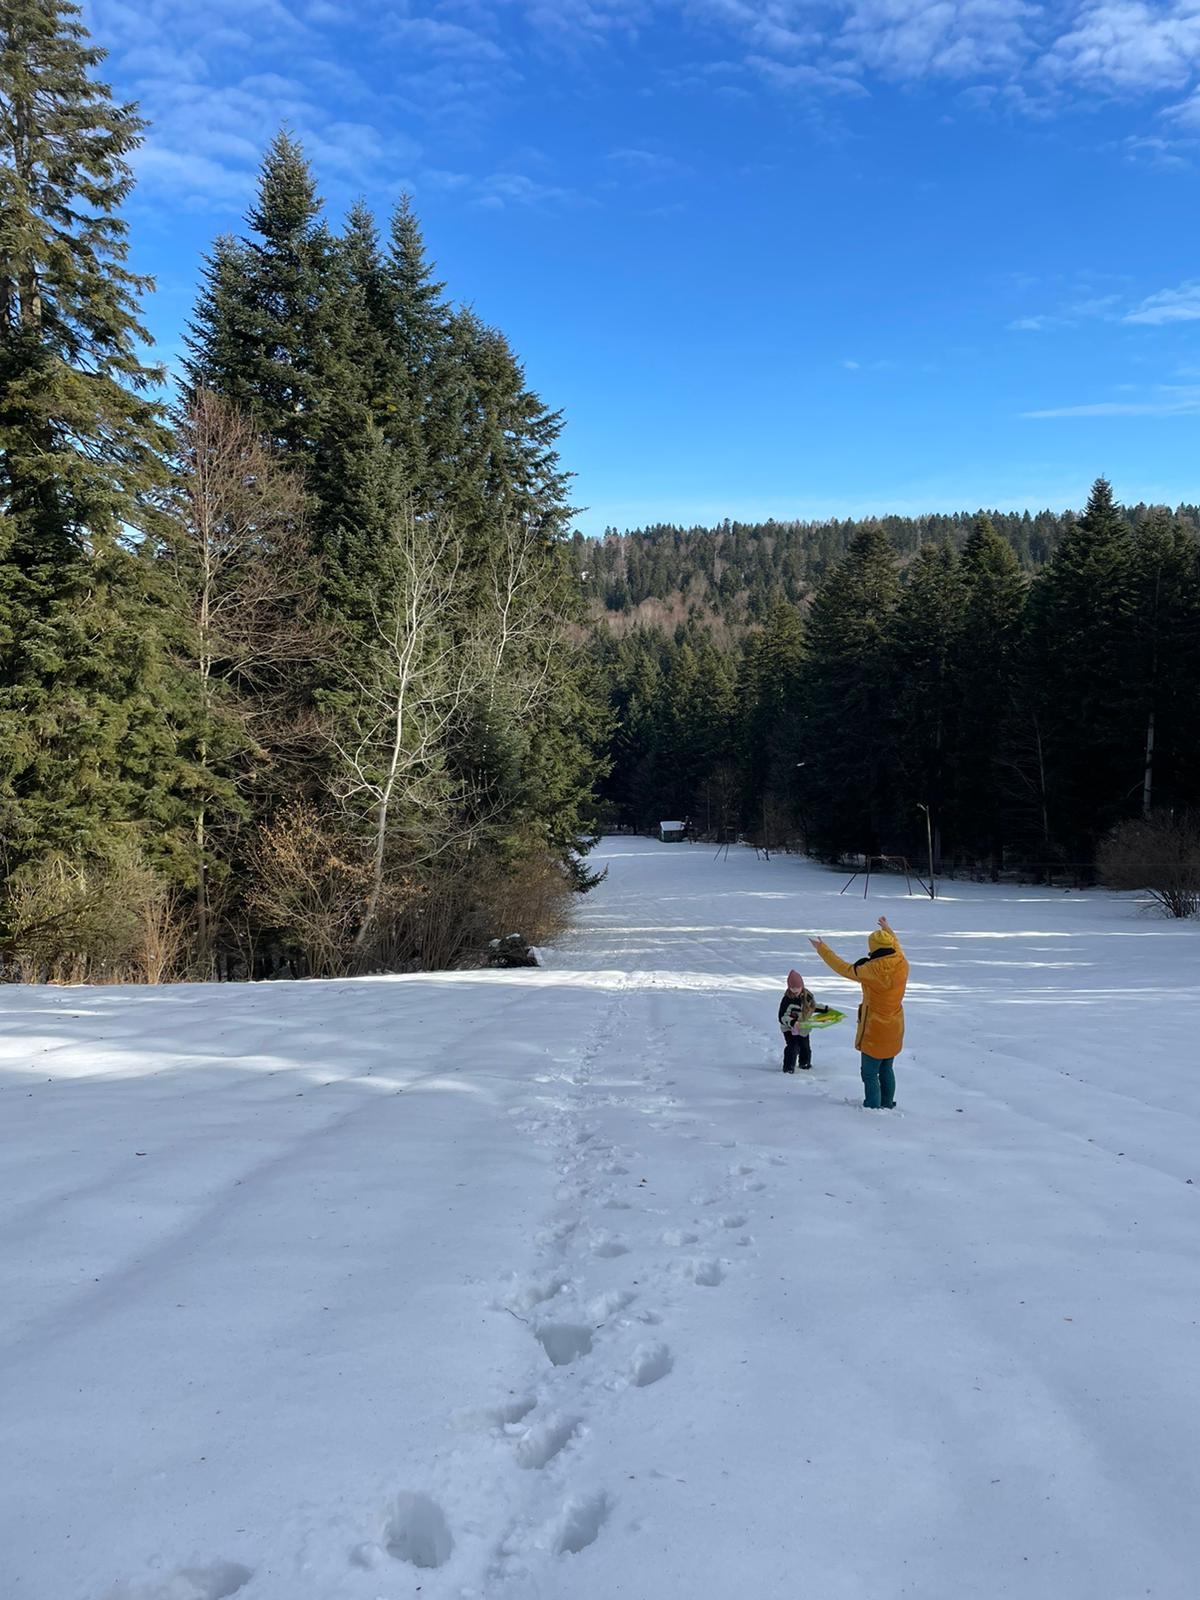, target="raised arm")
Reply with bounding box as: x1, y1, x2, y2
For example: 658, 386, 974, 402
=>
809, 937, 857, 982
